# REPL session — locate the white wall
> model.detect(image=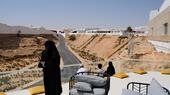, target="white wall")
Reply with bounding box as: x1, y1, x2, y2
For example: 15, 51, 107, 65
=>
149, 0, 170, 21
149, 40, 170, 53
160, 0, 170, 13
